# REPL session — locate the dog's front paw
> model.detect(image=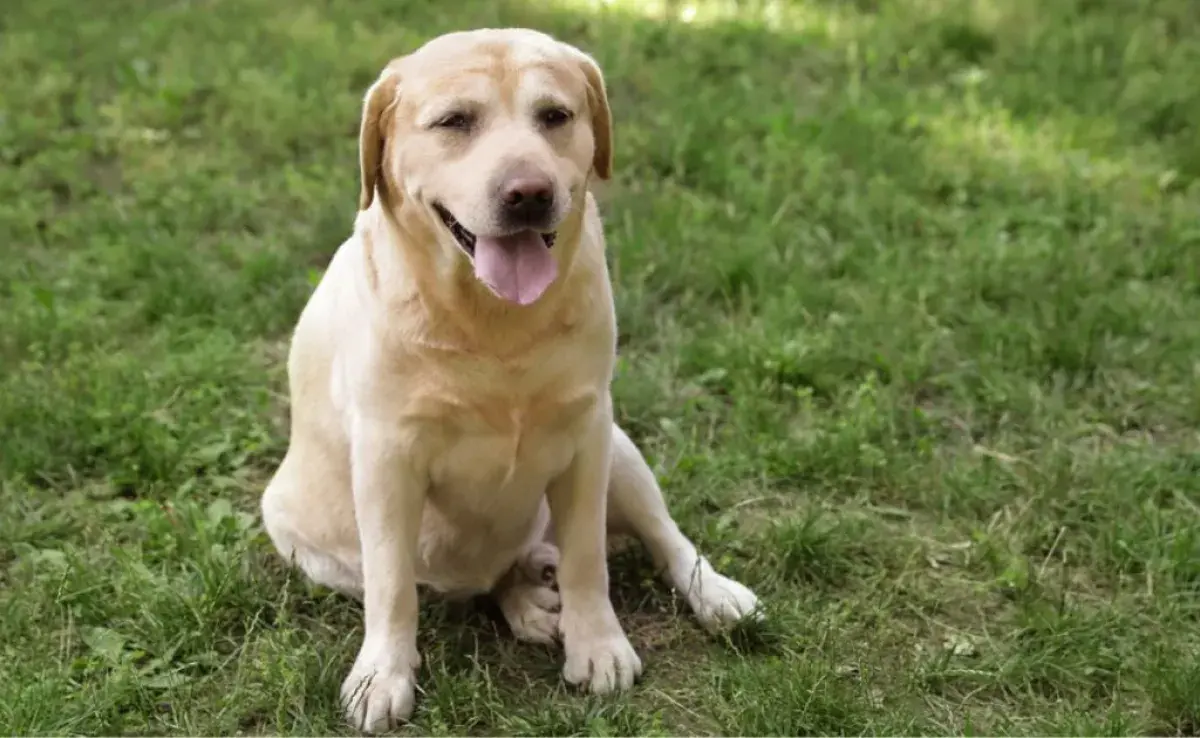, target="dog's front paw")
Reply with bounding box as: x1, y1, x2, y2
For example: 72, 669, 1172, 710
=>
682, 561, 762, 632
561, 621, 642, 694
340, 646, 419, 733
